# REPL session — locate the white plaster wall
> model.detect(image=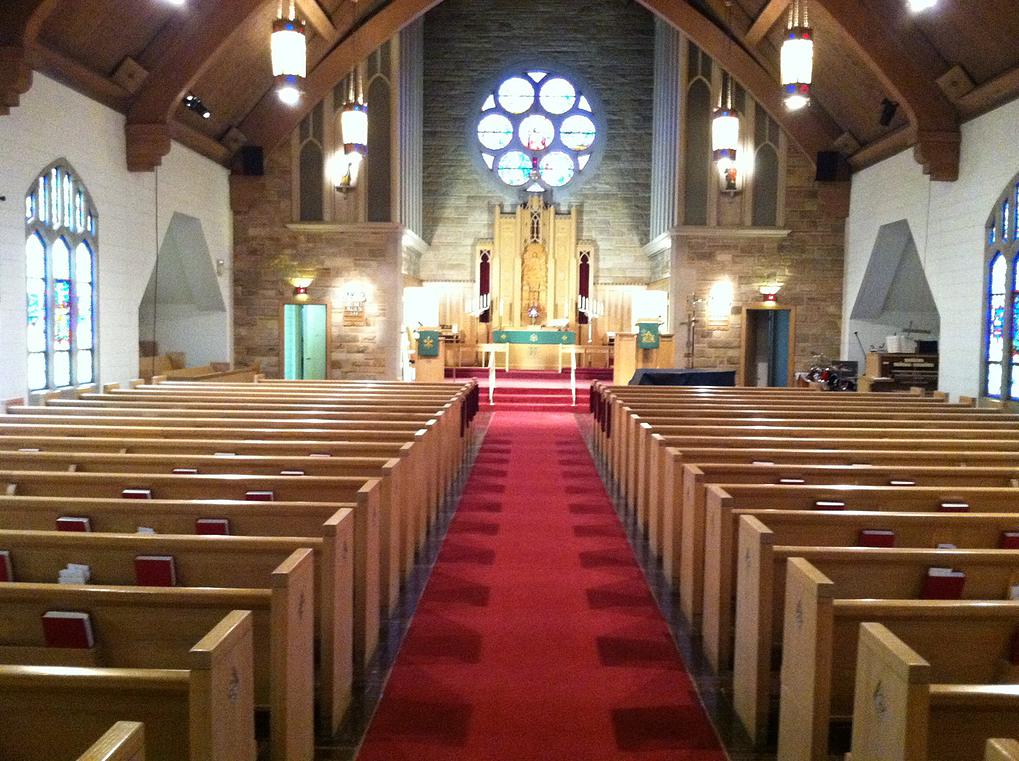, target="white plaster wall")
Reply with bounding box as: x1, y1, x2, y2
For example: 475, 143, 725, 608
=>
0, 74, 232, 400
843, 98, 1019, 399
